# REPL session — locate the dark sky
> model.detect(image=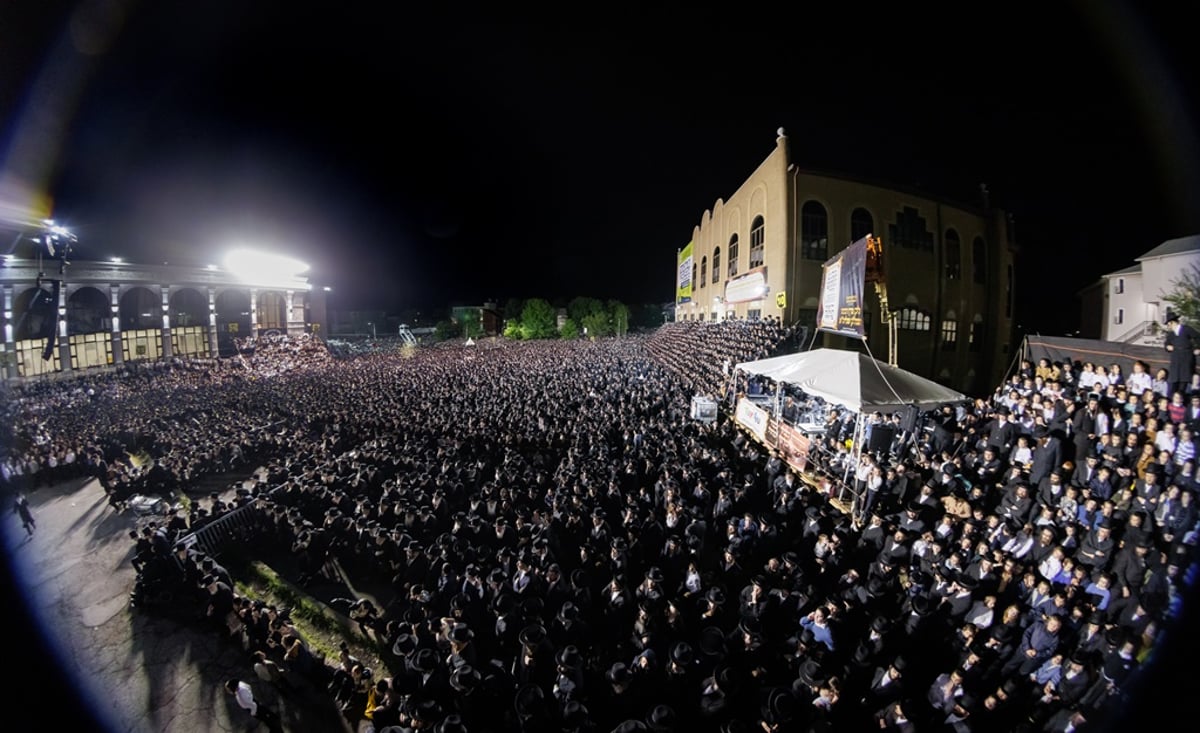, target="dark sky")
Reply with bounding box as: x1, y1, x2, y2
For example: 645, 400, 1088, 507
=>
2, 1, 1198, 333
